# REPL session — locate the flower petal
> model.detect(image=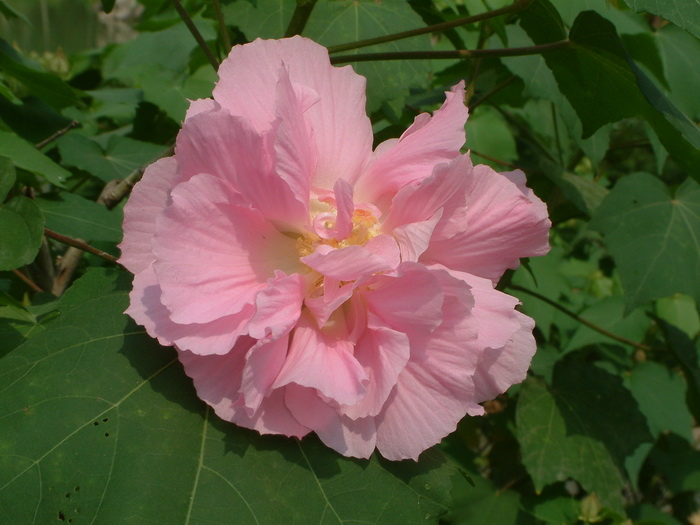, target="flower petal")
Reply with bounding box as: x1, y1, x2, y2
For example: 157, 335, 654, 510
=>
301, 244, 394, 281
423, 164, 551, 283
213, 36, 373, 189
119, 157, 179, 274
248, 271, 305, 340
374, 269, 481, 461
285, 384, 377, 459
240, 335, 290, 413
357, 82, 467, 203
152, 173, 299, 324
176, 106, 307, 226
179, 345, 309, 437
127, 266, 253, 355
273, 312, 368, 406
